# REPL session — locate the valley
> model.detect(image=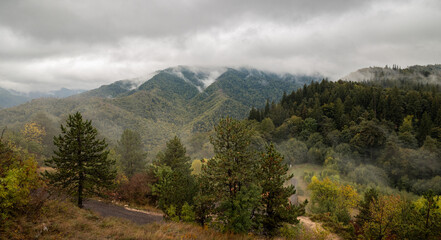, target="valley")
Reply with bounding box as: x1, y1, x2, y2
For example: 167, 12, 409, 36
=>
1, 64, 441, 240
